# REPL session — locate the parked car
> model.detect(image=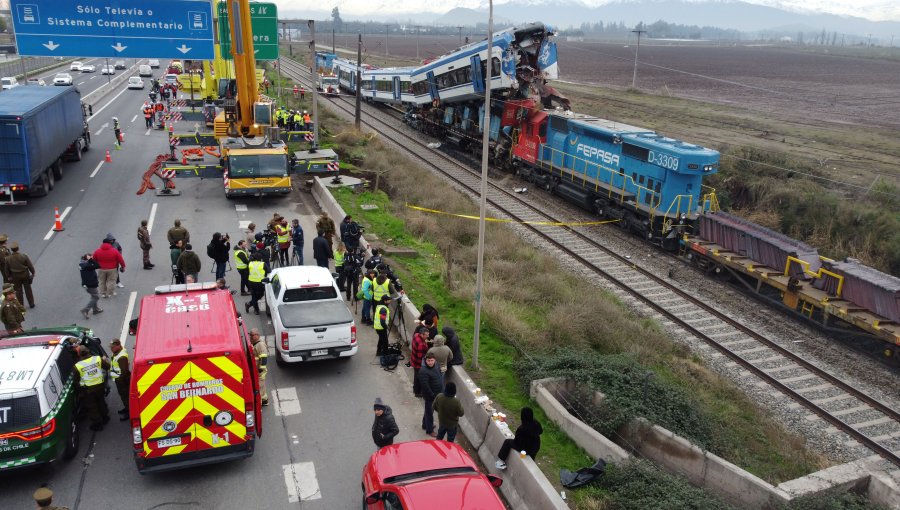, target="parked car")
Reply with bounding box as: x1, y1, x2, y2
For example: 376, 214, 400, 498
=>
114, 60, 126, 70
264, 265, 357, 364
362, 440, 505, 509
101, 66, 115, 75
26, 78, 46, 86
70, 61, 83, 72
1, 76, 20, 90
148, 59, 160, 68
80, 64, 96, 73
53, 73, 73, 86
127, 76, 144, 89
